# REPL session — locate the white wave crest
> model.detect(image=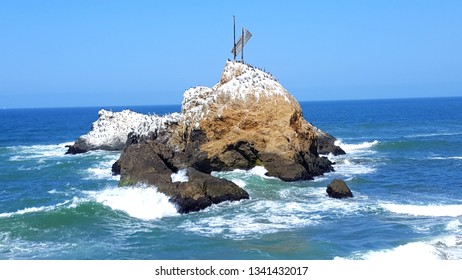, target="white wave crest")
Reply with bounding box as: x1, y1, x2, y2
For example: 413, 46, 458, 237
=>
335, 140, 379, 154
249, 166, 272, 178
361, 241, 446, 261
429, 156, 462, 160
326, 140, 379, 178
8, 142, 73, 161
446, 219, 462, 231
89, 185, 178, 220
332, 158, 376, 176
171, 169, 189, 183
86, 167, 119, 180
212, 165, 276, 181
348, 234, 462, 261
0, 200, 71, 218
381, 203, 462, 217
85, 152, 121, 181
231, 178, 247, 188
406, 132, 462, 138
